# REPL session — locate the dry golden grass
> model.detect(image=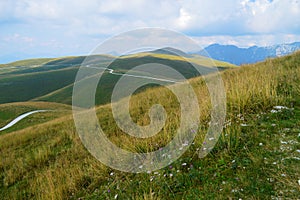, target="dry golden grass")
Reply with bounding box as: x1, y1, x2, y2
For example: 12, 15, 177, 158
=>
0, 52, 300, 199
